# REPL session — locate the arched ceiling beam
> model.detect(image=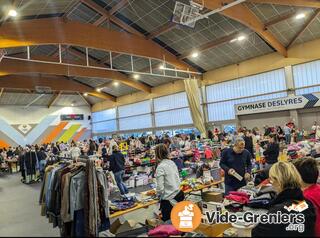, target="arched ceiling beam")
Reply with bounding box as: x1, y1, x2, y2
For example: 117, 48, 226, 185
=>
48, 91, 62, 108
109, 0, 129, 15
248, 0, 320, 8
287, 9, 320, 48
0, 18, 193, 72
178, 8, 298, 59
79, 0, 198, 72
0, 56, 151, 93
80, 0, 142, 36
78, 92, 92, 106
0, 74, 116, 101
193, 0, 287, 57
